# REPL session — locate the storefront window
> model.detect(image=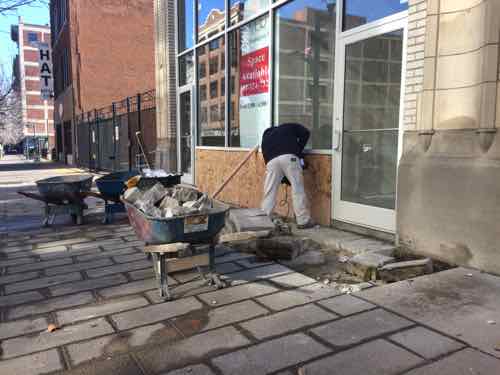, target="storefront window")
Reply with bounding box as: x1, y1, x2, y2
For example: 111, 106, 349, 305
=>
230, 0, 269, 25
179, 52, 194, 86
274, 0, 336, 150
178, 0, 195, 51
343, 0, 407, 31
229, 15, 270, 148
198, 0, 225, 42
197, 37, 225, 146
